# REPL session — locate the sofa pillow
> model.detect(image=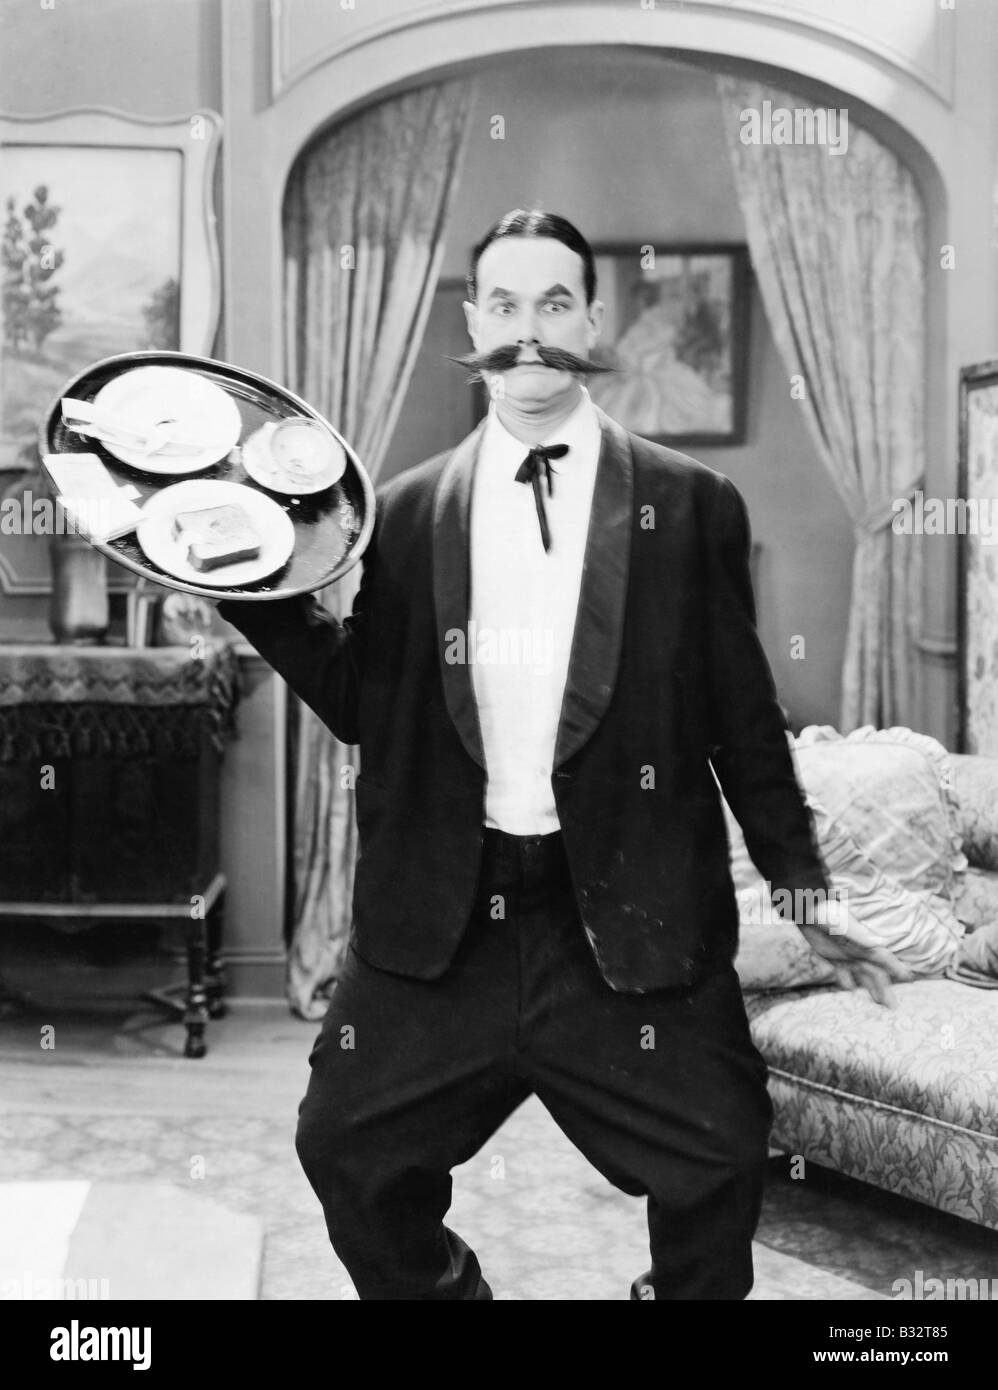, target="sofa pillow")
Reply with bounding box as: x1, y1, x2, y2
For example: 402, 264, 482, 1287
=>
792, 725, 967, 901
732, 893, 837, 991
729, 725, 968, 988
725, 796, 836, 990
800, 790, 964, 975
790, 726, 965, 975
